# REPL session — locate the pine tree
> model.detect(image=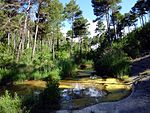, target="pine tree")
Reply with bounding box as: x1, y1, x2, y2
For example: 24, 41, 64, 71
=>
64, 0, 82, 56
